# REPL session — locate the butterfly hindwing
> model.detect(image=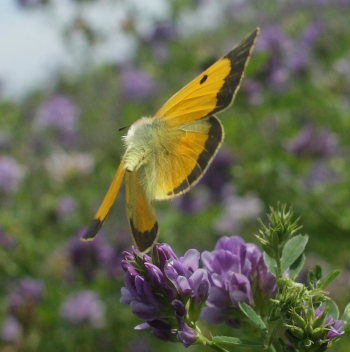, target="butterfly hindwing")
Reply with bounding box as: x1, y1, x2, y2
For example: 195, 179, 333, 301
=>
154, 28, 259, 127
141, 115, 223, 200
125, 170, 159, 252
